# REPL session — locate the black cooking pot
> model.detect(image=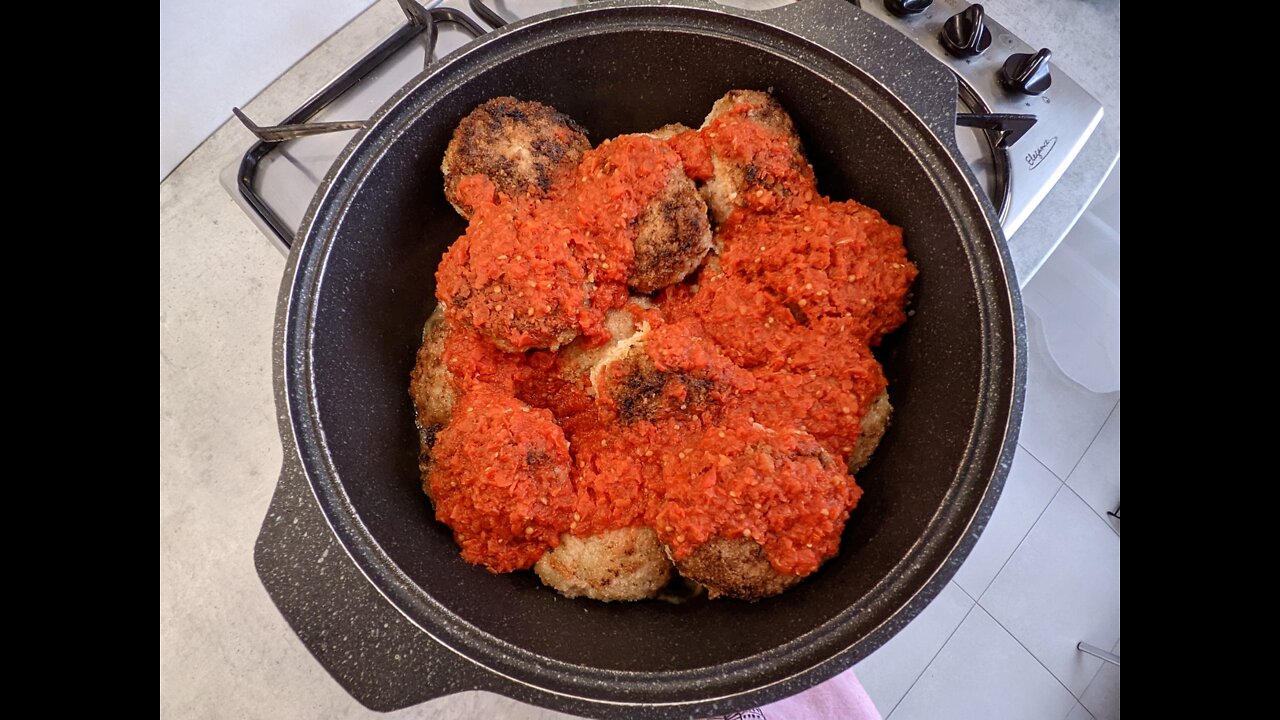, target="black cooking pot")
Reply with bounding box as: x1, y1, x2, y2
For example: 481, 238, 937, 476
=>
271, 1, 1024, 716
